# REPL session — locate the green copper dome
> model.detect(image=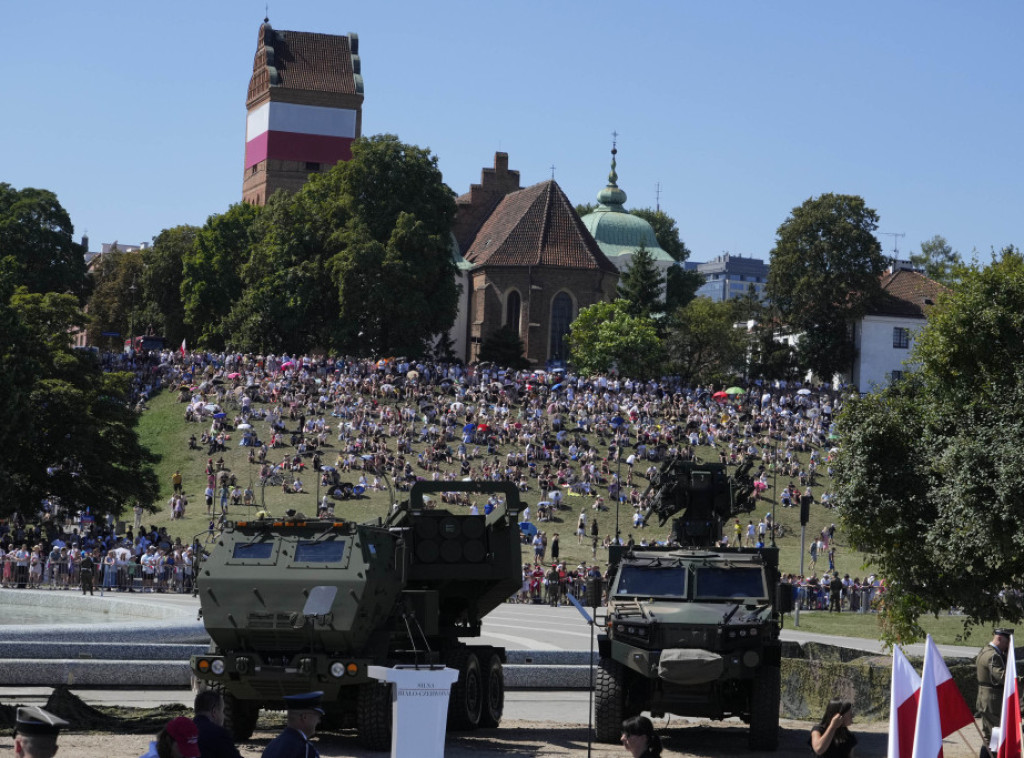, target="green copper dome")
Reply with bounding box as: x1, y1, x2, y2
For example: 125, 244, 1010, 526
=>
580, 146, 675, 265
